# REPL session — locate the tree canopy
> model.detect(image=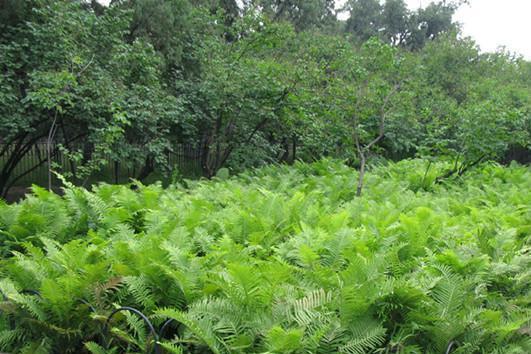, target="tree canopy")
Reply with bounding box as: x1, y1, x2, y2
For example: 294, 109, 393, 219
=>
0, 0, 529, 196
